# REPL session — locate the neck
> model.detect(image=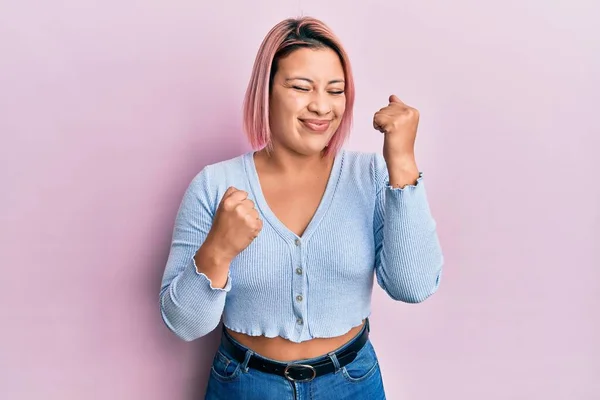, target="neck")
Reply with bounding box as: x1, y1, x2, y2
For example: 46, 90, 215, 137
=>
255, 145, 334, 176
